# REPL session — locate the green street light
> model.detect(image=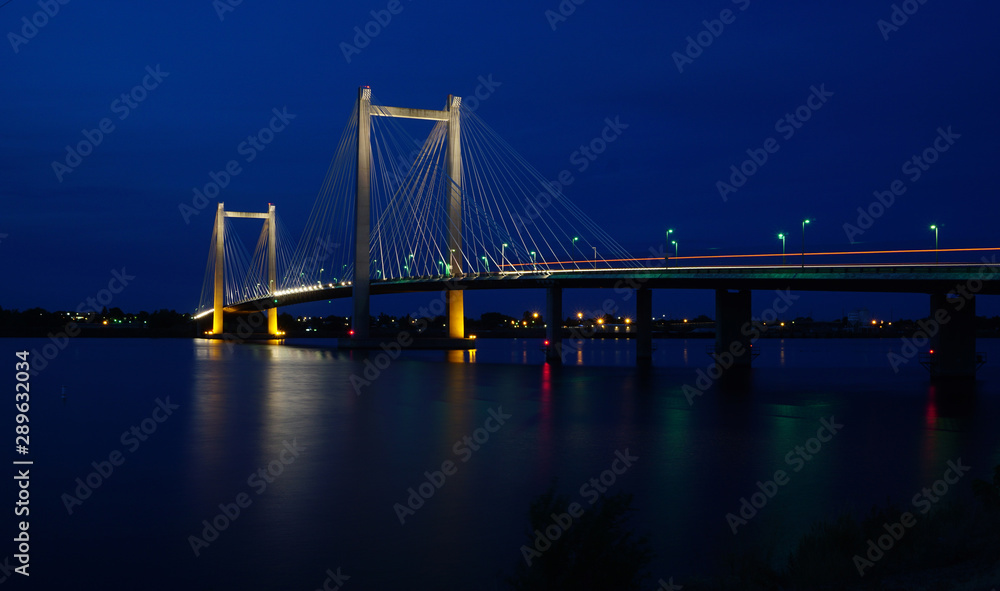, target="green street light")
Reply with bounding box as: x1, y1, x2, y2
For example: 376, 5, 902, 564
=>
930, 225, 939, 263
801, 219, 811, 268
671, 240, 678, 262
501, 243, 508, 274
481, 255, 488, 272
665, 229, 674, 267
778, 233, 786, 265
530, 250, 537, 271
